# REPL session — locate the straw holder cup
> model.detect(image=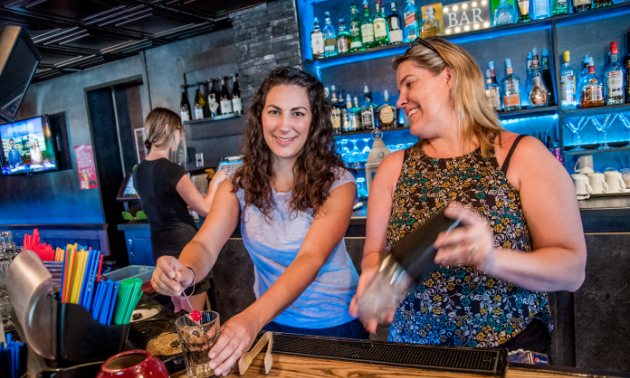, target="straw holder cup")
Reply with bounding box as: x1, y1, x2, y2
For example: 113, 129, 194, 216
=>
6, 250, 130, 364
